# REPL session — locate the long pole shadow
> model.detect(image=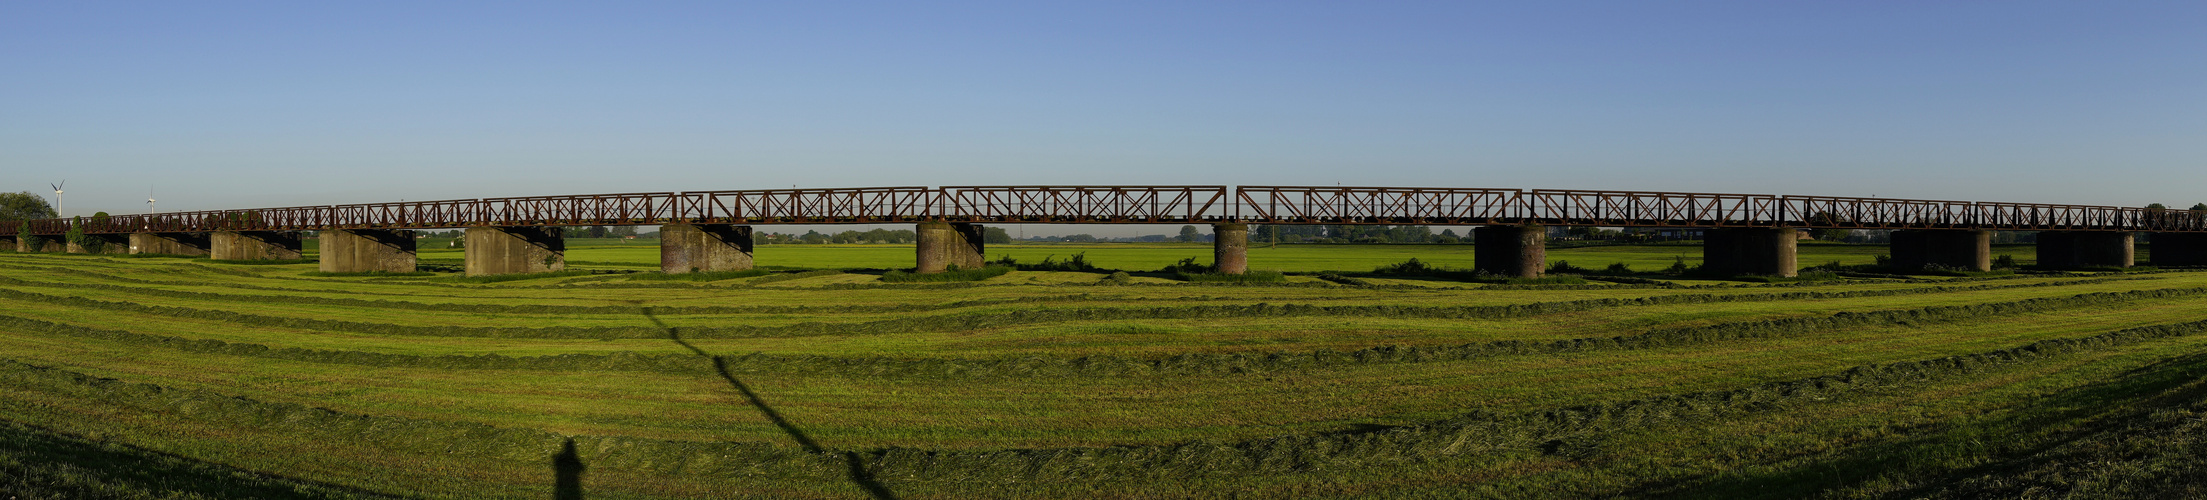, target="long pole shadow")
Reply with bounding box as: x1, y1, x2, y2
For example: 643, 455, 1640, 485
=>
644, 307, 898, 500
